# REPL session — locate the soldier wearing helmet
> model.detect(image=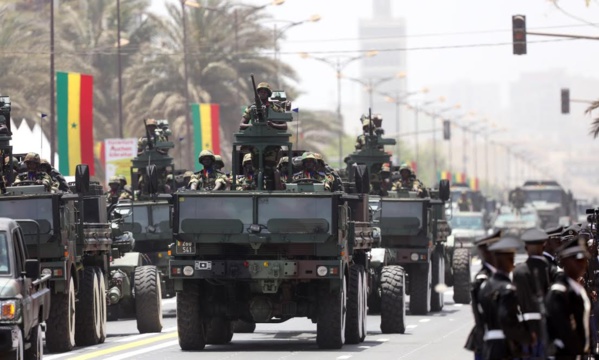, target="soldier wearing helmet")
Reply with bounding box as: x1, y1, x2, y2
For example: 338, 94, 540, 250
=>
105, 175, 132, 203
355, 115, 373, 150
38, 158, 71, 193
214, 155, 225, 172
457, 190, 473, 212
371, 163, 392, 196
391, 163, 425, 196
314, 153, 342, 191
2, 156, 19, 186
236, 153, 257, 191
240, 82, 287, 131
292, 153, 332, 191
117, 174, 133, 197
137, 118, 168, 155
13, 152, 52, 191
189, 150, 227, 191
